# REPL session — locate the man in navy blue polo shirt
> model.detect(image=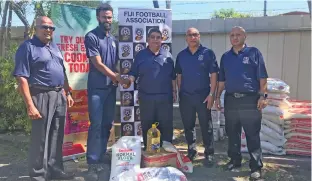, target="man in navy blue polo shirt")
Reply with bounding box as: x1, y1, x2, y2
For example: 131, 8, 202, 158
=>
215, 26, 268, 180
123, 28, 177, 150
175, 27, 219, 165
84, 3, 123, 180
13, 16, 75, 181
